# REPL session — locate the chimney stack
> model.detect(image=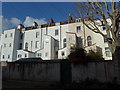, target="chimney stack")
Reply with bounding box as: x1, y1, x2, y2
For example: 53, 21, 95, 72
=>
50, 18, 54, 23
68, 13, 73, 21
